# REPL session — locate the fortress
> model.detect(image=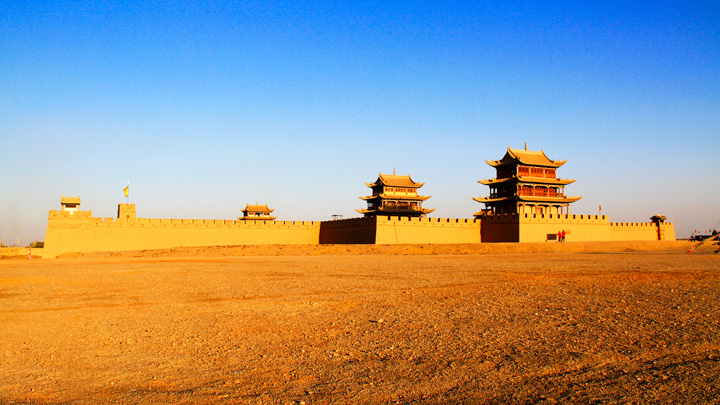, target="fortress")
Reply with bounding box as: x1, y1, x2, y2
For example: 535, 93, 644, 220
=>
42, 147, 675, 258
